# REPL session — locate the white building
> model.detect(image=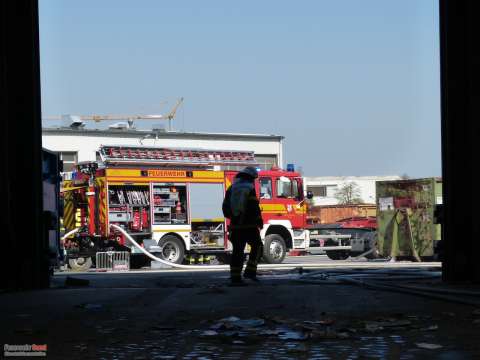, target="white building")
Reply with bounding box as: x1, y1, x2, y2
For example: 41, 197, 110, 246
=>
304, 176, 403, 206
42, 127, 284, 172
